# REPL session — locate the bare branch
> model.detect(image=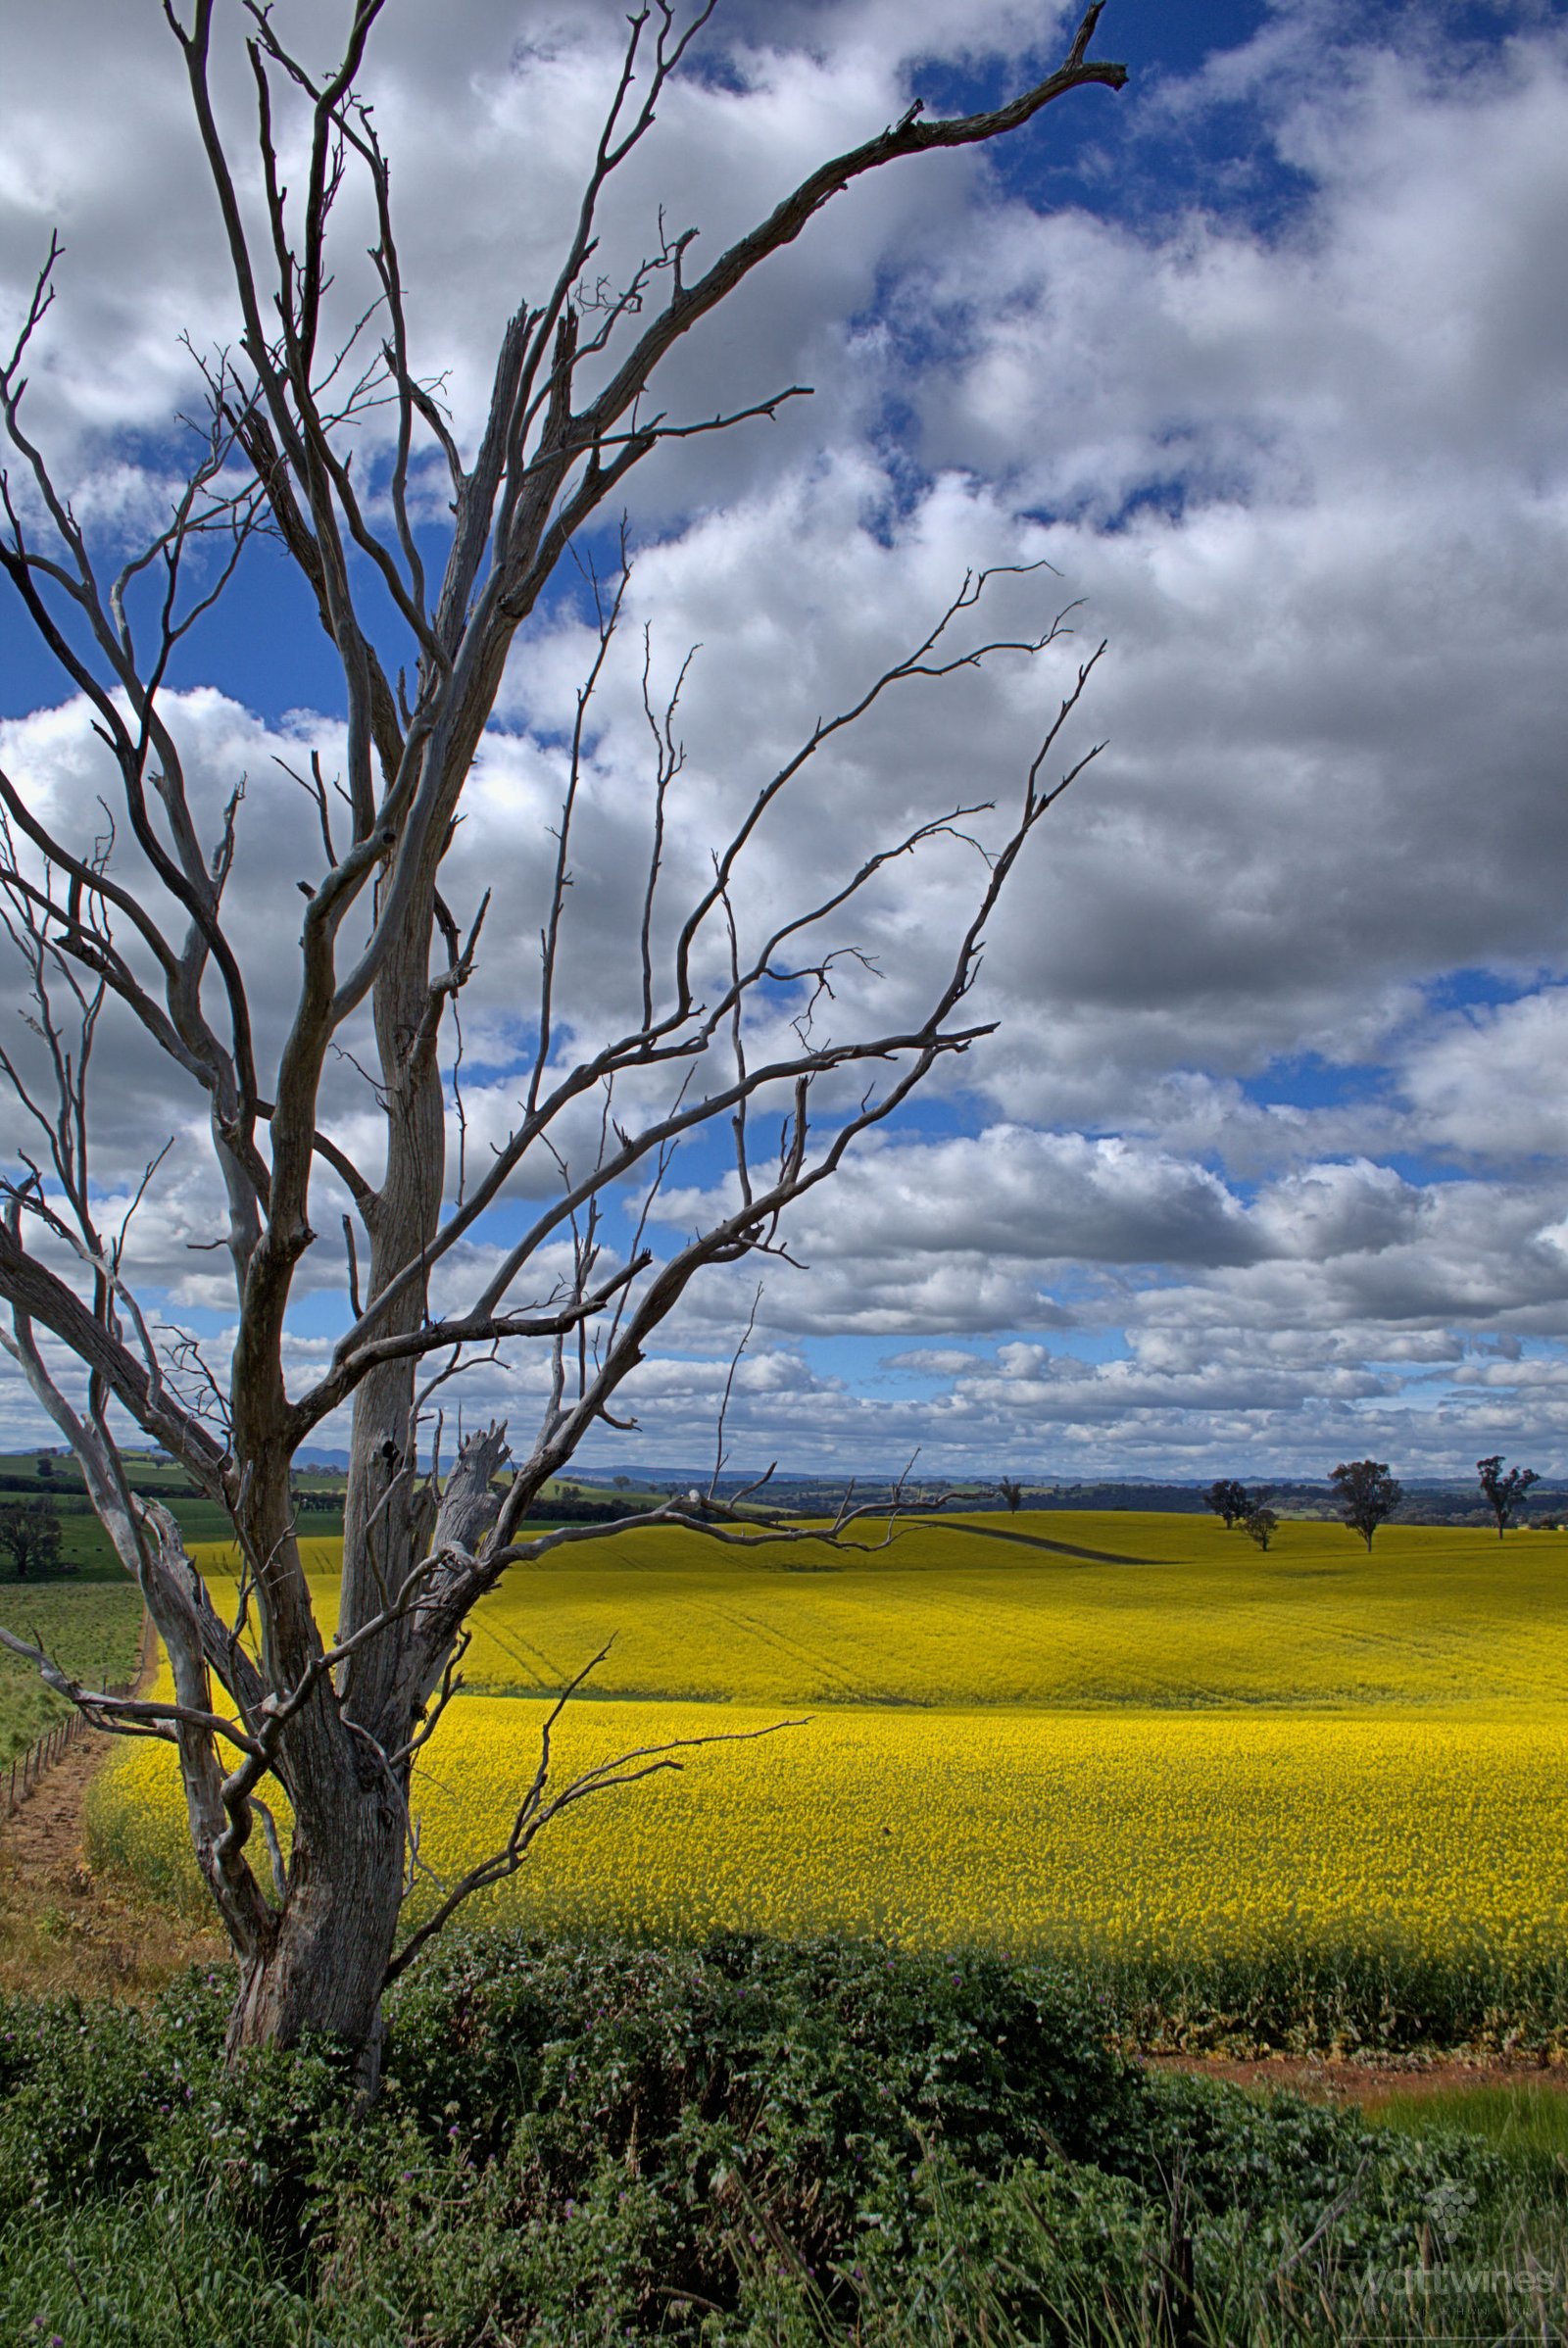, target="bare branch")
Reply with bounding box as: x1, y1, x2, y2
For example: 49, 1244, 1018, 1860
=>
385, 1640, 805, 1985
292, 1257, 650, 1440
709, 1285, 763, 1503
0, 0, 1117, 2057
